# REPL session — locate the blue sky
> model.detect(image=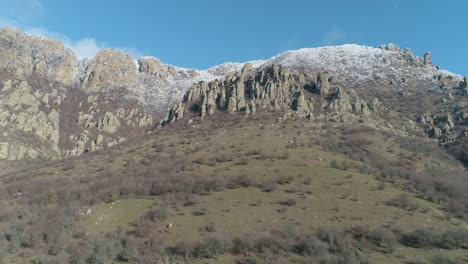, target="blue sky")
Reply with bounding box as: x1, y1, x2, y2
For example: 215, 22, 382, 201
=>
0, 0, 467, 75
